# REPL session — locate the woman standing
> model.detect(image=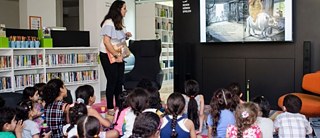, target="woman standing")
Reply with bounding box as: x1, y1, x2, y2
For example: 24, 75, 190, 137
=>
100, 0, 132, 115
